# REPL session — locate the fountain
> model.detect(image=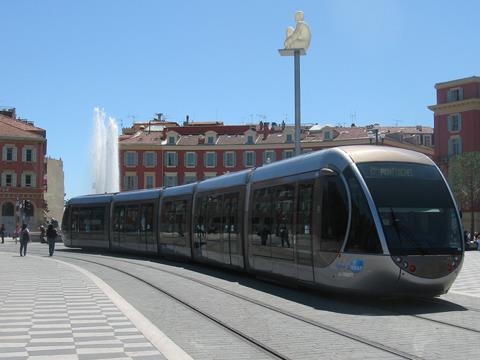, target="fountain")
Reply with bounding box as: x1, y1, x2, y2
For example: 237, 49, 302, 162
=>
91, 107, 120, 194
